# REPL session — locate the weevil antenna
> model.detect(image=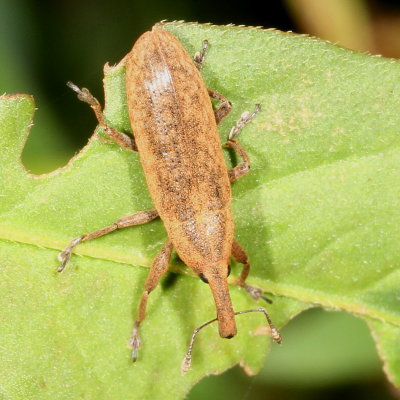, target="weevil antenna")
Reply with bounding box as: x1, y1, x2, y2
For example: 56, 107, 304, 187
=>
181, 316, 218, 375
181, 307, 281, 375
